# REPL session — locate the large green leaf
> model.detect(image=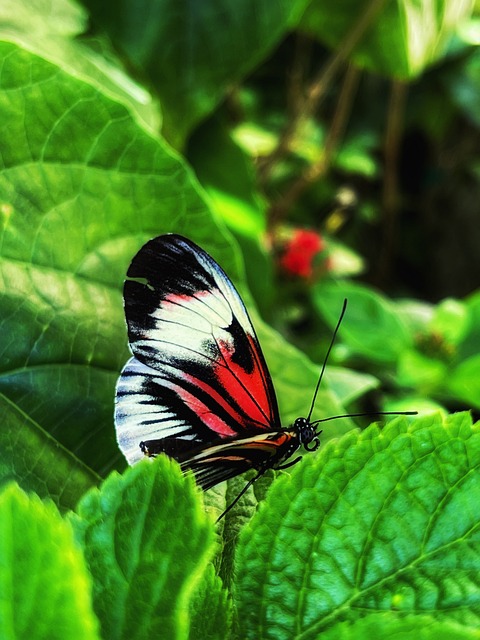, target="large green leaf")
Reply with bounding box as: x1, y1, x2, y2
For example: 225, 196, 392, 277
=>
300, 0, 473, 80
0, 483, 100, 640
0, 0, 161, 131
73, 456, 215, 640
0, 394, 99, 511
81, 0, 310, 146
236, 412, 480, 639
